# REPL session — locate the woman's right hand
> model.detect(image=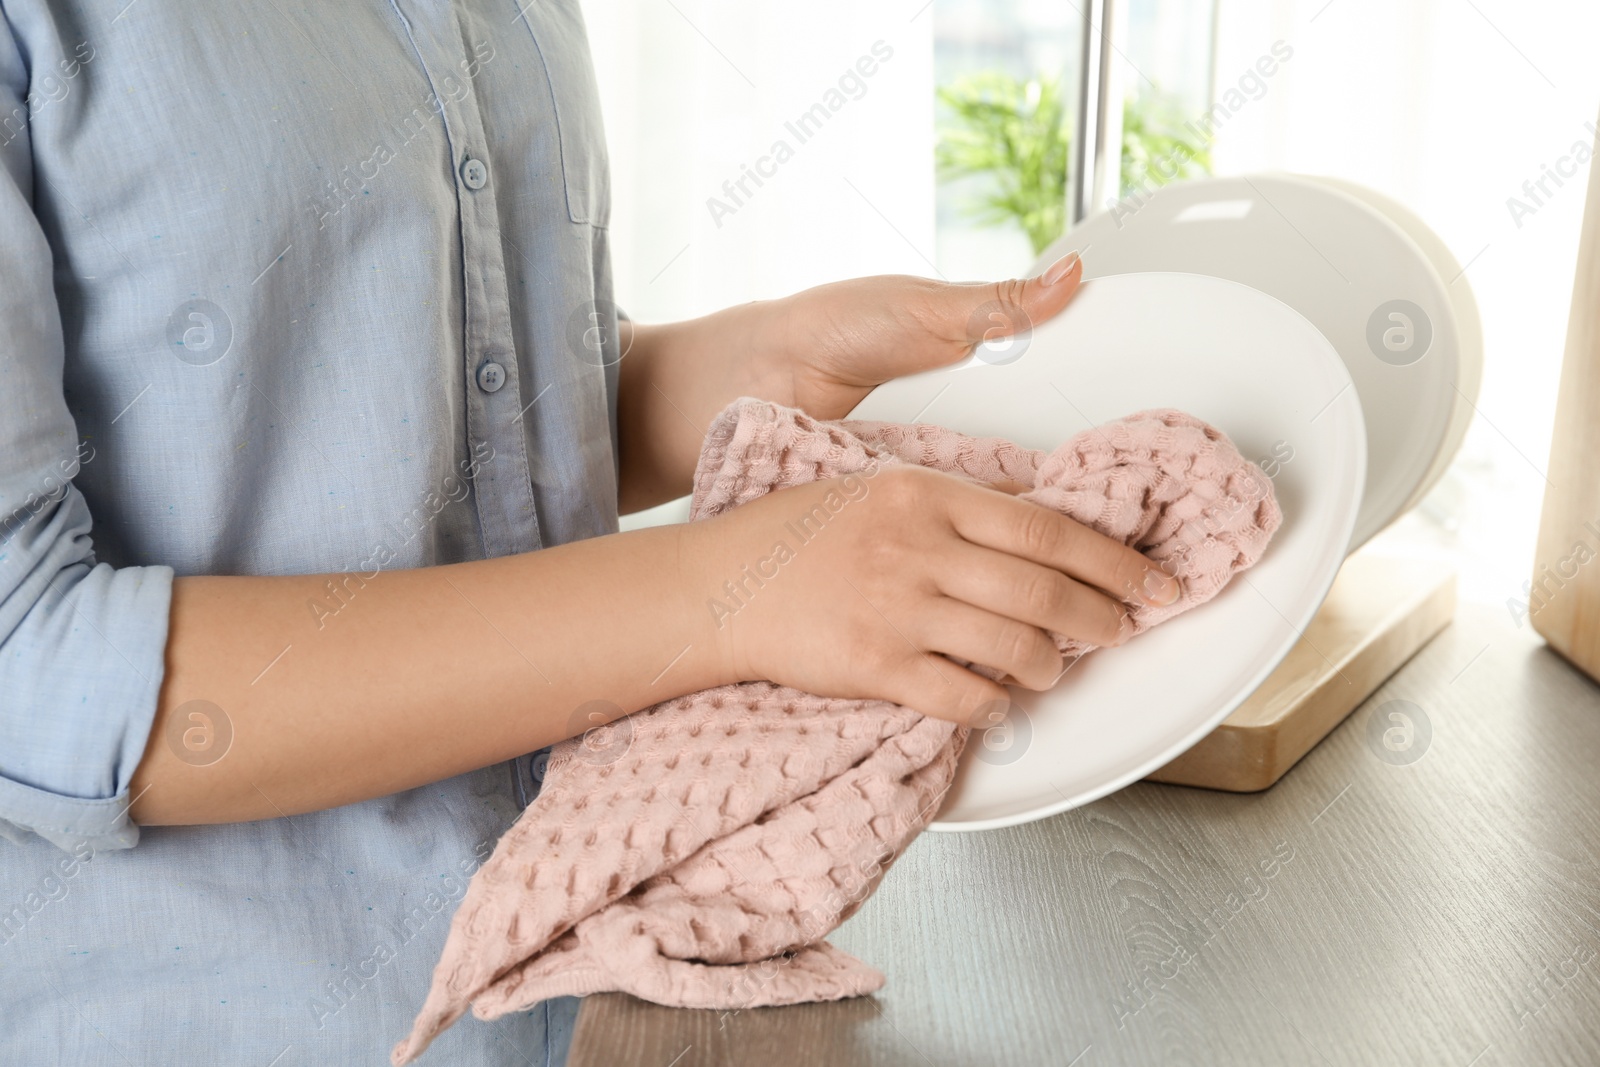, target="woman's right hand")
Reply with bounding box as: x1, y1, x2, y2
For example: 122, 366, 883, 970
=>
682, 463, 1181, 726
132, 455, 1179, 824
